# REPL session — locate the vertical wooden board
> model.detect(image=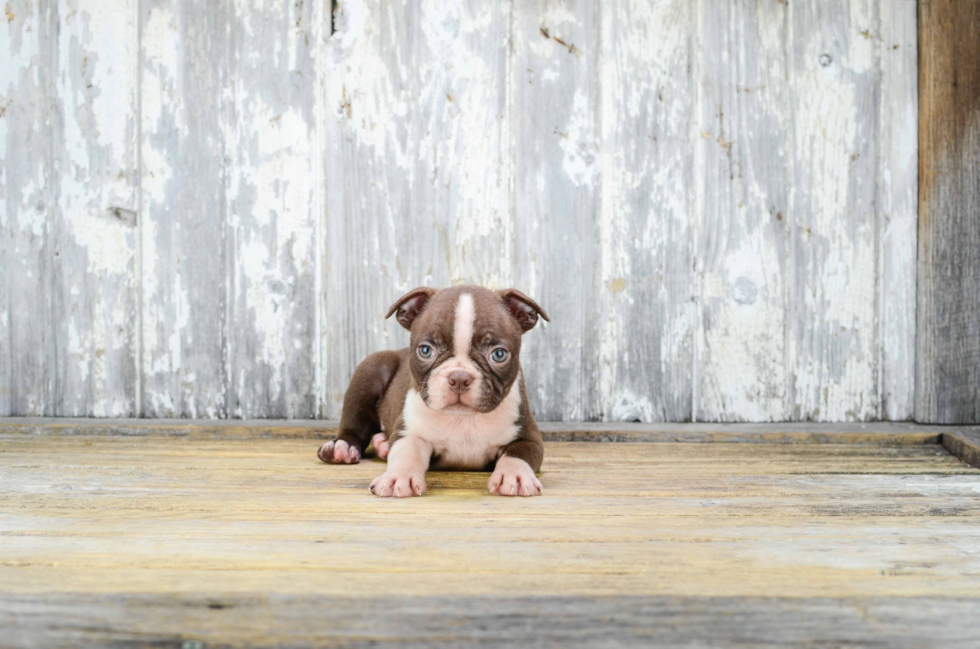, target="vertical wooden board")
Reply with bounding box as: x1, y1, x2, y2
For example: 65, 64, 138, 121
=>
511, 1, 599, 421
139, 0, 230, 417
321, 0, 514, 418
51, 0, 139, 416
598, 0, 695, 421
876, 0, 917, 421
694, 0, 792, 422
789, 0, 880, 421
225, 0, 318, 418
0, 1, 55, 415
916, 0, 980, 423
